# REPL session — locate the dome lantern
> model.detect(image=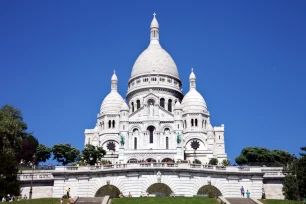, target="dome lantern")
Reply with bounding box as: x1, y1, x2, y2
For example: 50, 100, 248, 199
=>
150, 13, 159, 45
189, 68, 196, 90
111, 70, 118, 91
